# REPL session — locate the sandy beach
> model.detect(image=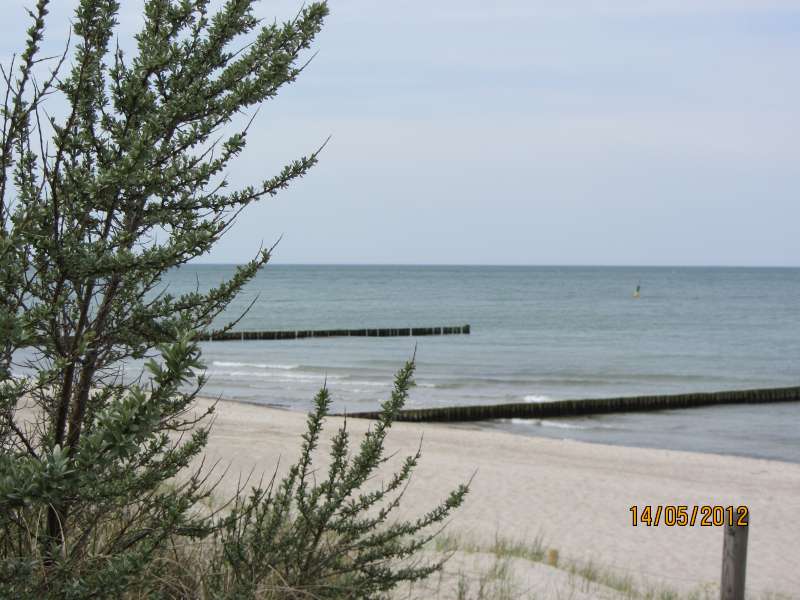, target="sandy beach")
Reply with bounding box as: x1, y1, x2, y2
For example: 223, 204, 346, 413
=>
196, 397, 800, 599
